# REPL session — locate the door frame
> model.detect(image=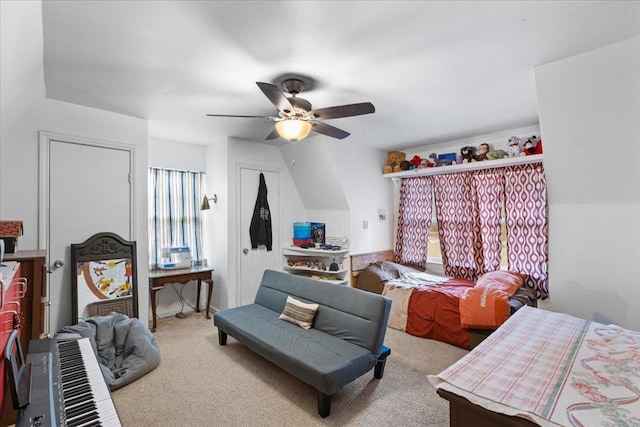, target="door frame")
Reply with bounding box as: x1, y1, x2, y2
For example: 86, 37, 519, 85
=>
38, 131, 137, 249
235, 163, 281, 306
